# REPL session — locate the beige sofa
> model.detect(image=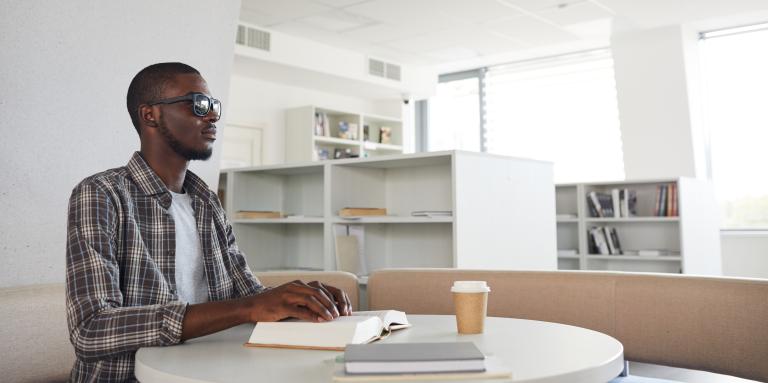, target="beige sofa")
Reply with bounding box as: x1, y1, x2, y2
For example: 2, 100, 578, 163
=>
0, 283, 74, 383
0, 271, 357, 382
368, 269, 768, 382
